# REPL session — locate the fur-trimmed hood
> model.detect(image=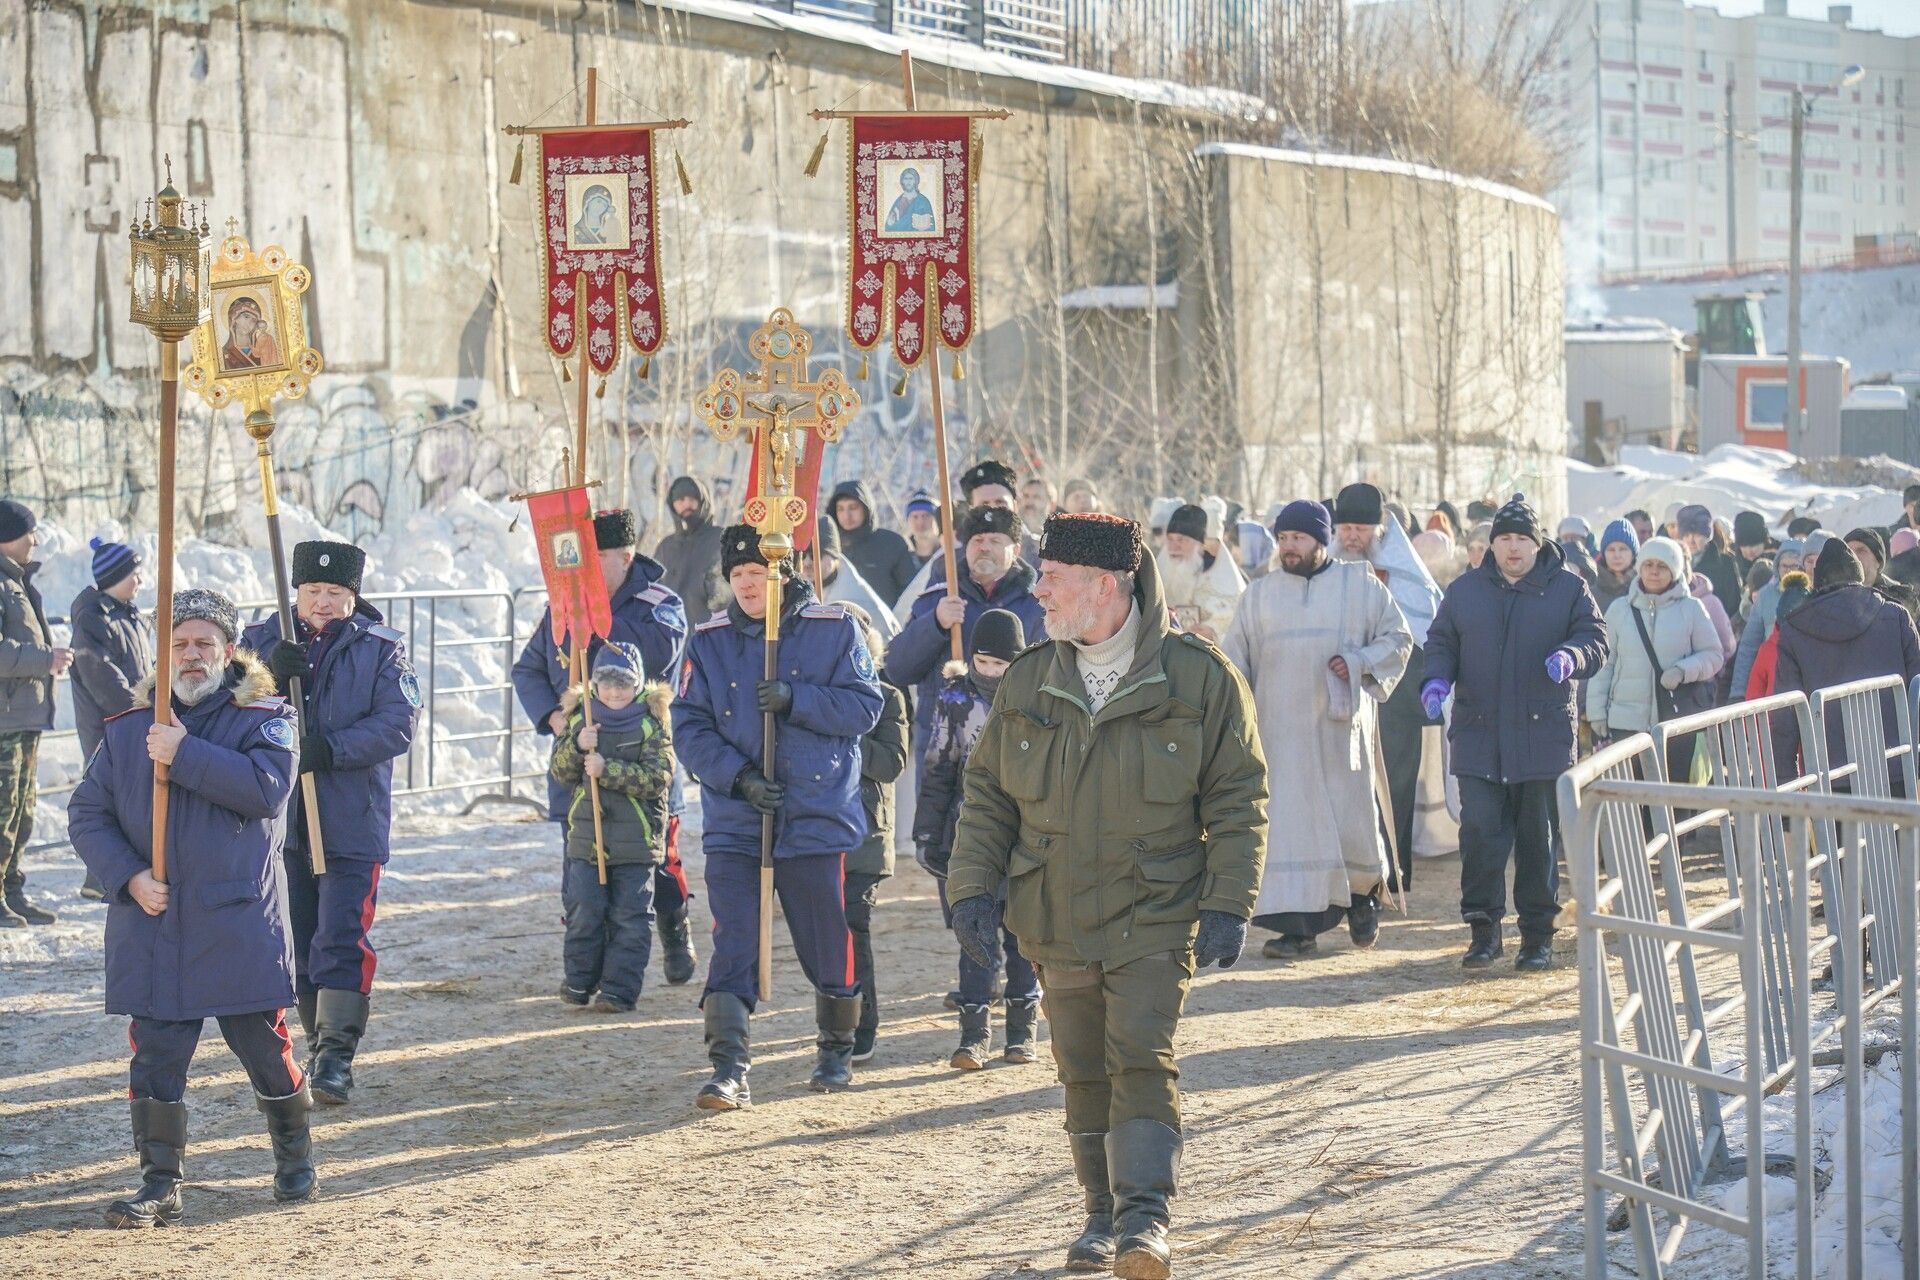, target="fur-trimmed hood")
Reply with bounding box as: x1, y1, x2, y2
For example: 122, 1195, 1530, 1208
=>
132, 649, 276, 711
559, 679, 673, 723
